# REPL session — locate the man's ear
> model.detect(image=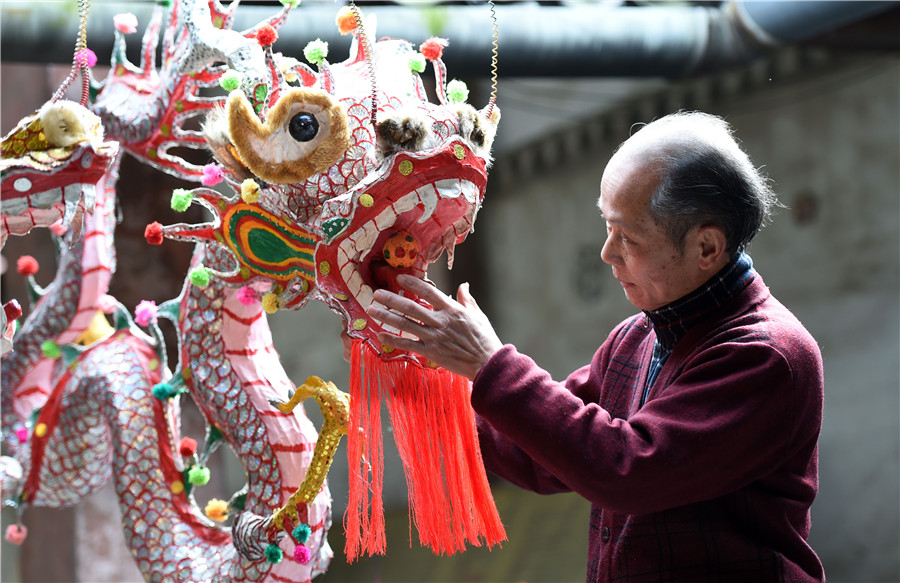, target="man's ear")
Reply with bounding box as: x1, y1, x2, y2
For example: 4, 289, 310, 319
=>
696, 225, 729, 271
